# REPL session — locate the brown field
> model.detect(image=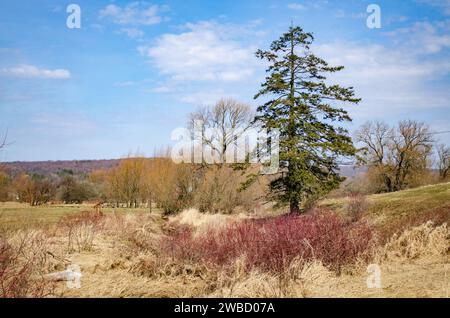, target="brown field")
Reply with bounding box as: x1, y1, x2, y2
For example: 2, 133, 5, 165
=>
0, 183, 449, 298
